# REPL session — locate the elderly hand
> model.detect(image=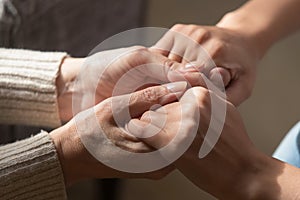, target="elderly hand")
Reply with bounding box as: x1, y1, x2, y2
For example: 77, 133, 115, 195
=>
57, 46, 196, 122
50, 82, 187, 186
